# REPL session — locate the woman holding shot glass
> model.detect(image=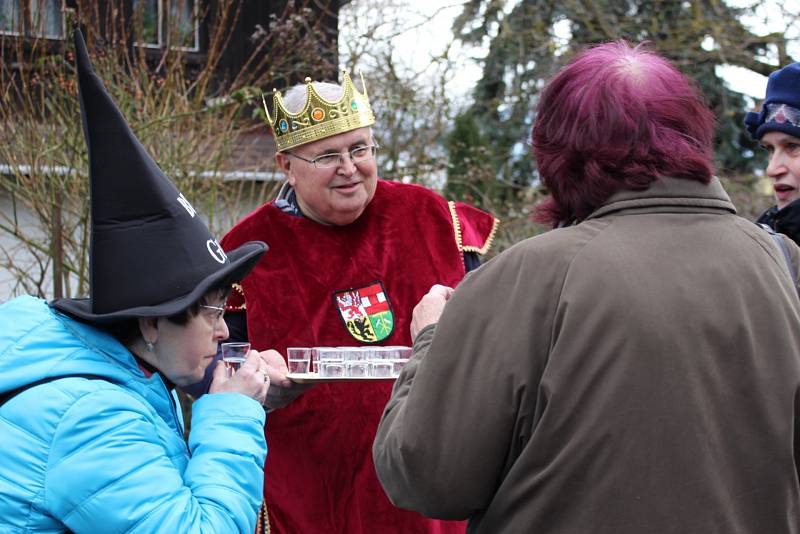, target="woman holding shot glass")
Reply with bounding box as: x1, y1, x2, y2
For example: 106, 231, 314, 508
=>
0, 30, 278, 534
